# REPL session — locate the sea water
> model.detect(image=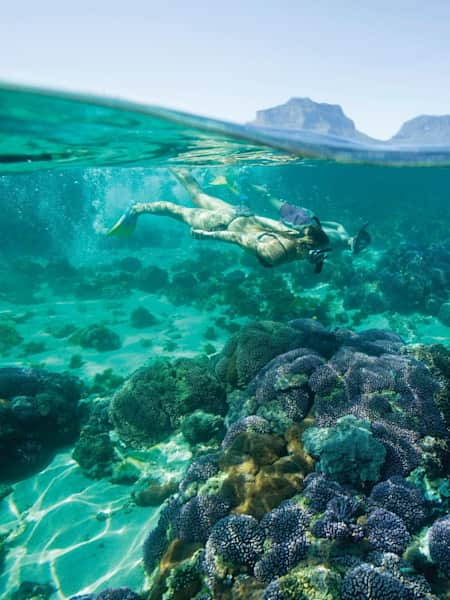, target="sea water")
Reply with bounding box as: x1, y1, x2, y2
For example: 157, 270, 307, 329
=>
0, 85, 449, 599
